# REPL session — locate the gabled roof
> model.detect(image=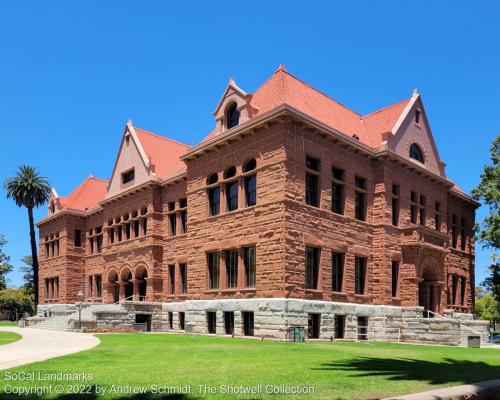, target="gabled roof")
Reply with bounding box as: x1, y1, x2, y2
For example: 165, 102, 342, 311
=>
134, 127, 190, 179
61, 176, 109, 211
202, 65, 411, 149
